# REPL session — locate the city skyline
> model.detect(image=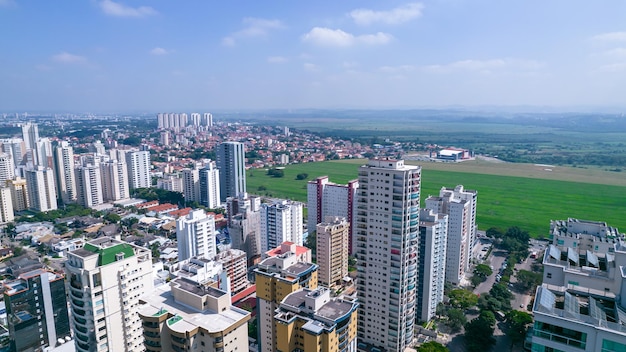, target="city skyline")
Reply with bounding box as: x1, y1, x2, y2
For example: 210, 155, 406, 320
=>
1, 1, 626, 111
